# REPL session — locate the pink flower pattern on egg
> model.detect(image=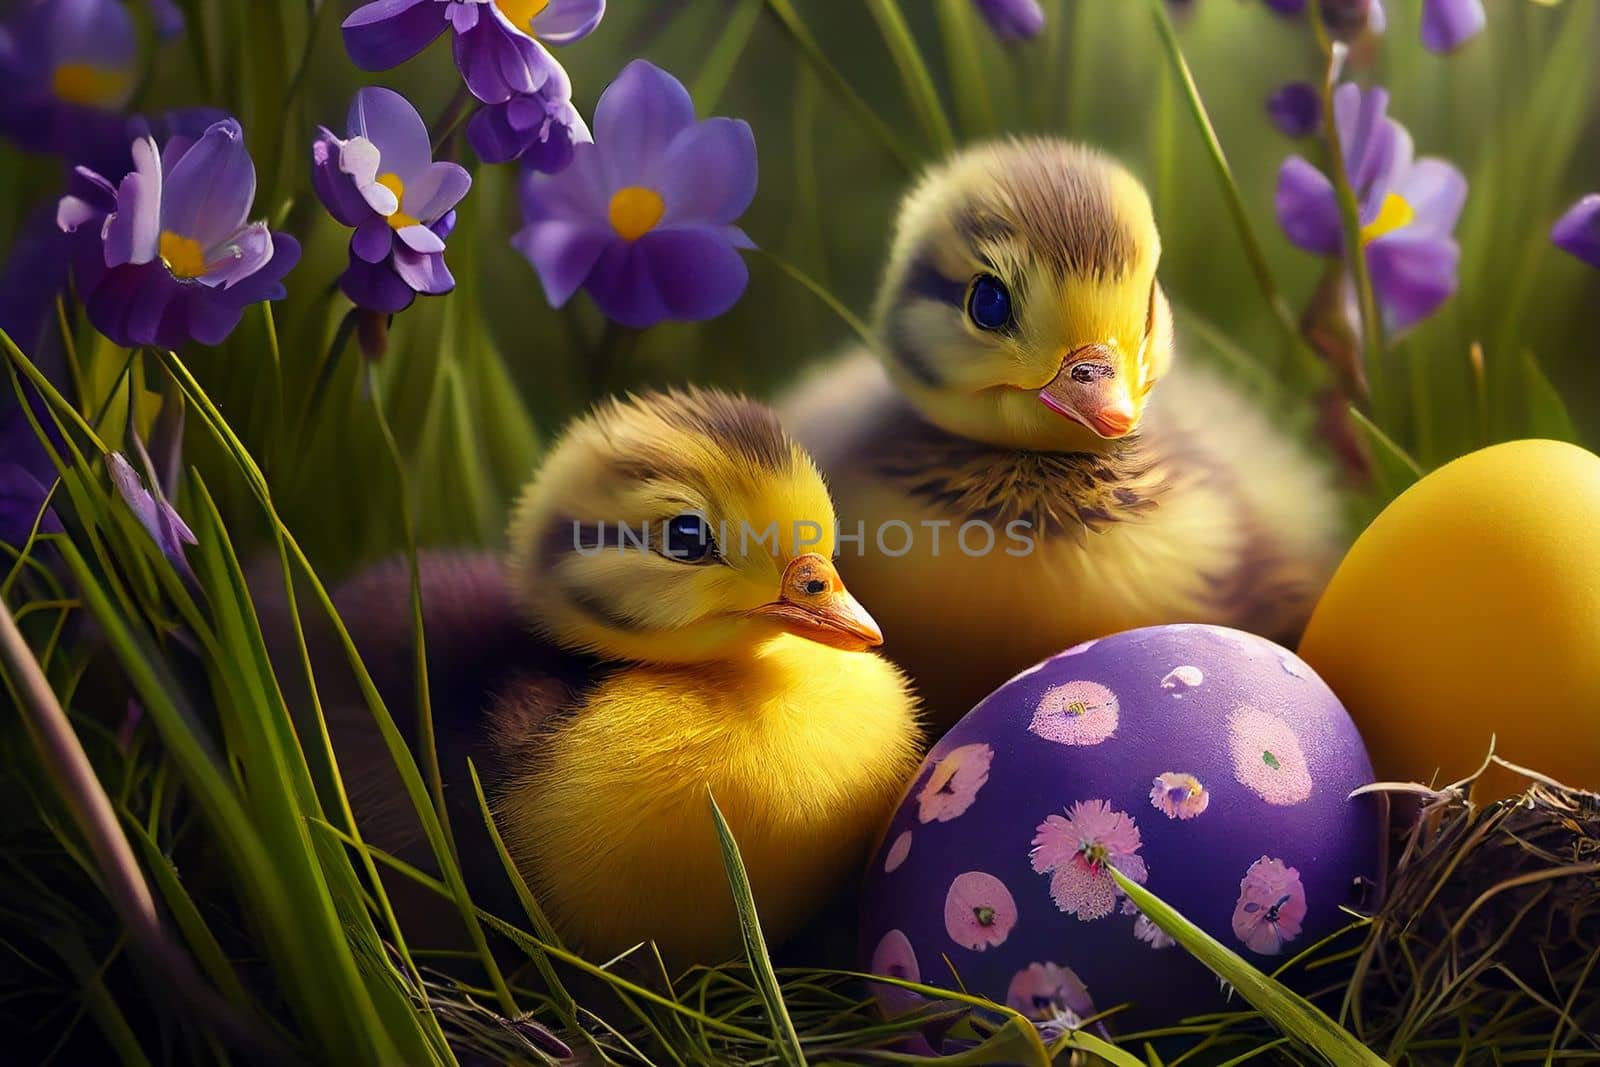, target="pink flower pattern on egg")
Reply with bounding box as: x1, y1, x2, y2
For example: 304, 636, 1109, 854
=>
1030, 799, 1148, 920
1231, 856, 1308, 955
1227, 705, 1313, 805
916, 742, 994, 823
869, 928, 923, 1016
1029, 681, 1119, 746
944, 871, 1018, 950
1005, 961, 1095, 1024
1149, 772, 1210, 820
883, 830, 913, 873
